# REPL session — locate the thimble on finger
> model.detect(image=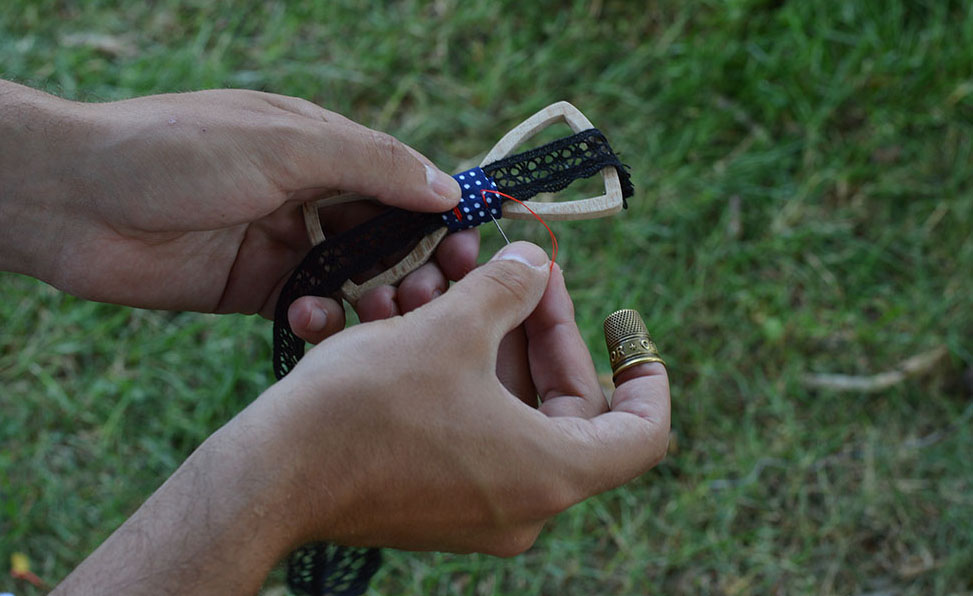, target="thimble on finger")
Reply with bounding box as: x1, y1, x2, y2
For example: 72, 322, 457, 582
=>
603, 309, 665, 380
